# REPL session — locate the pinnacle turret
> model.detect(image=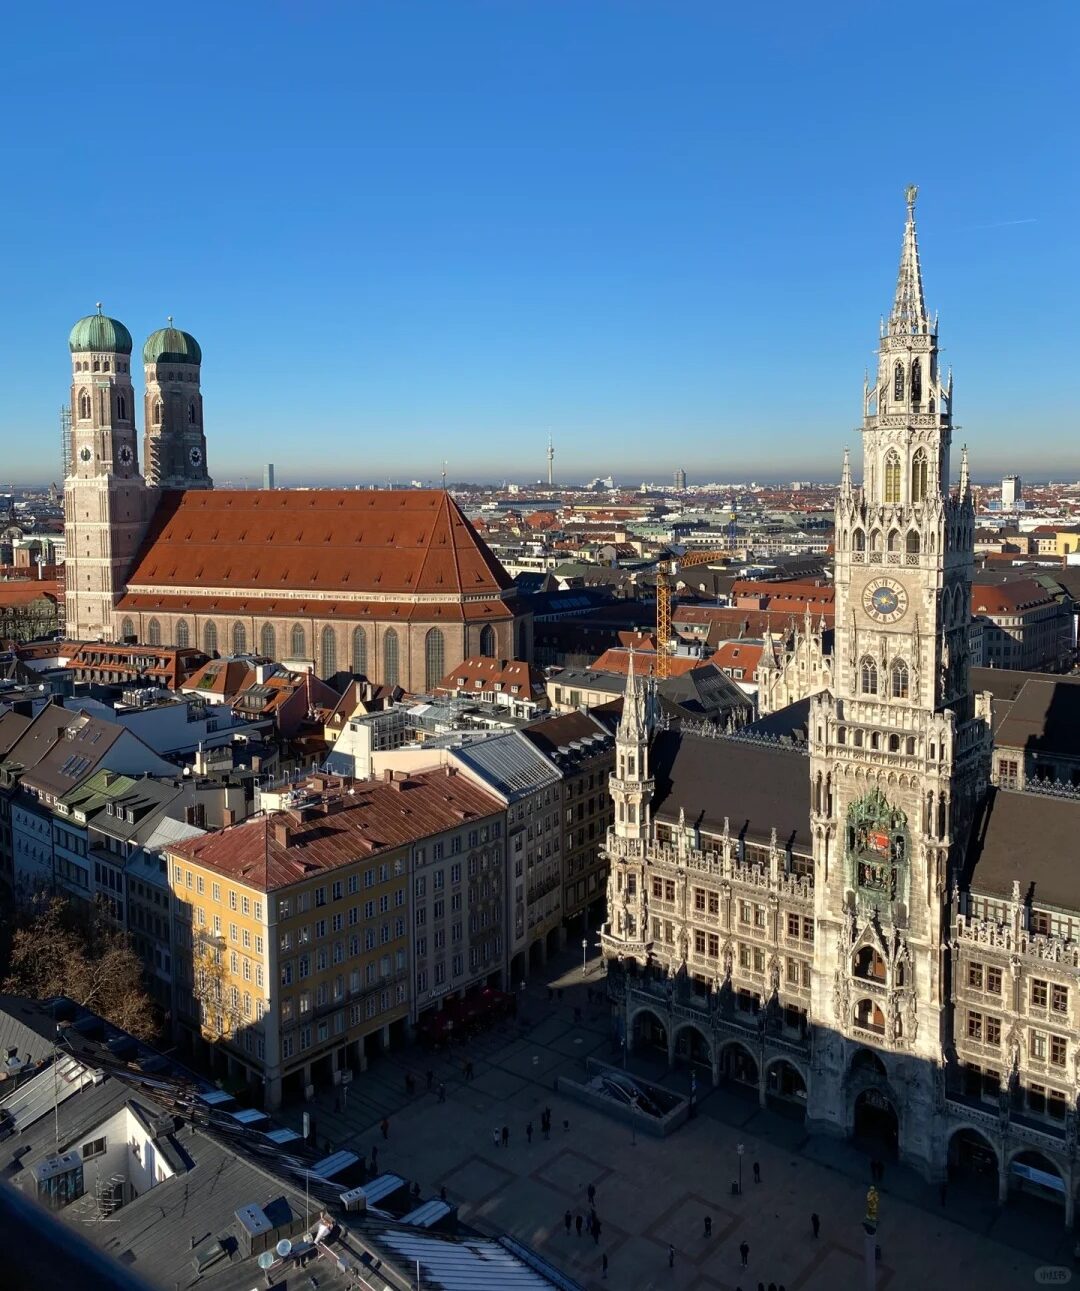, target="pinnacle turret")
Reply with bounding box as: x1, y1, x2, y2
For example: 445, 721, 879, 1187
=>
888, 184, 930, 337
